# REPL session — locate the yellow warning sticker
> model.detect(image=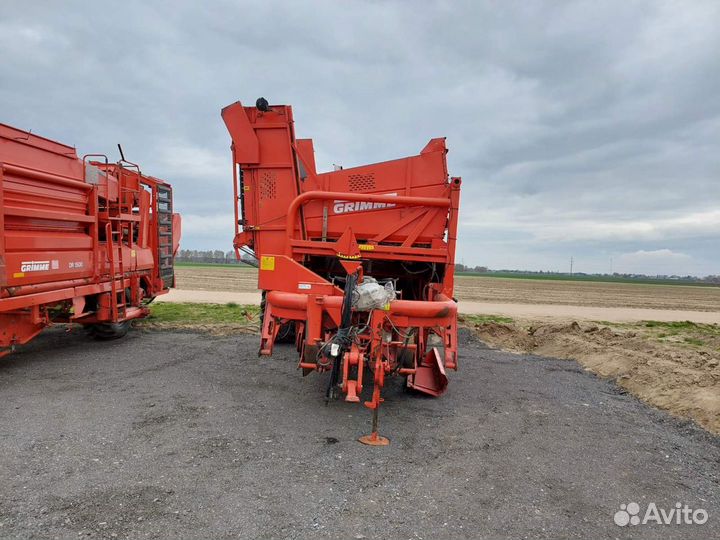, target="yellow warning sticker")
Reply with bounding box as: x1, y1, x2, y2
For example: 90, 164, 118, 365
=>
260, 256, 275, 271
359, 244, 375, 251
131, 250, 136, 257
13, 272, 24, 278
